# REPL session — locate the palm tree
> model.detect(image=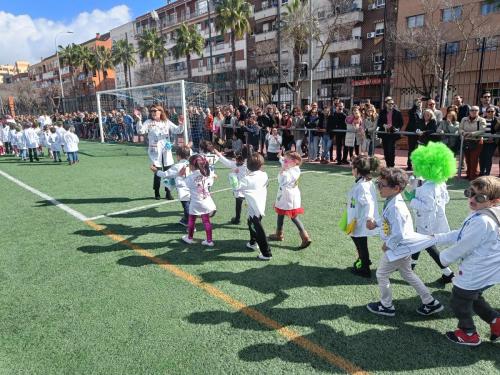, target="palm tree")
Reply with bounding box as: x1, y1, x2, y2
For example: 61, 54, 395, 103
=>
94, 46, 114, 91
74, 45, 97, 94
173, 22, 205, 80
215, 0, 252, 103
138, 29, 168, 83
112, 40, 136, 88
58, 43, 80, 95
